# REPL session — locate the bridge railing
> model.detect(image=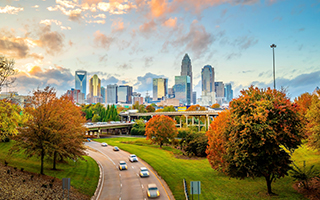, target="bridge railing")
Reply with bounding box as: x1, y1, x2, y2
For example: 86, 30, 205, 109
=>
183, 178, 189, 200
